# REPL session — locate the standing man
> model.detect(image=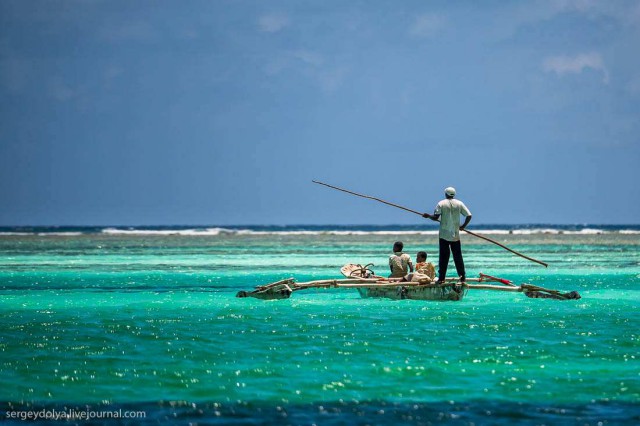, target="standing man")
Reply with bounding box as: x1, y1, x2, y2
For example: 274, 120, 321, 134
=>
422, 187, 472, 284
